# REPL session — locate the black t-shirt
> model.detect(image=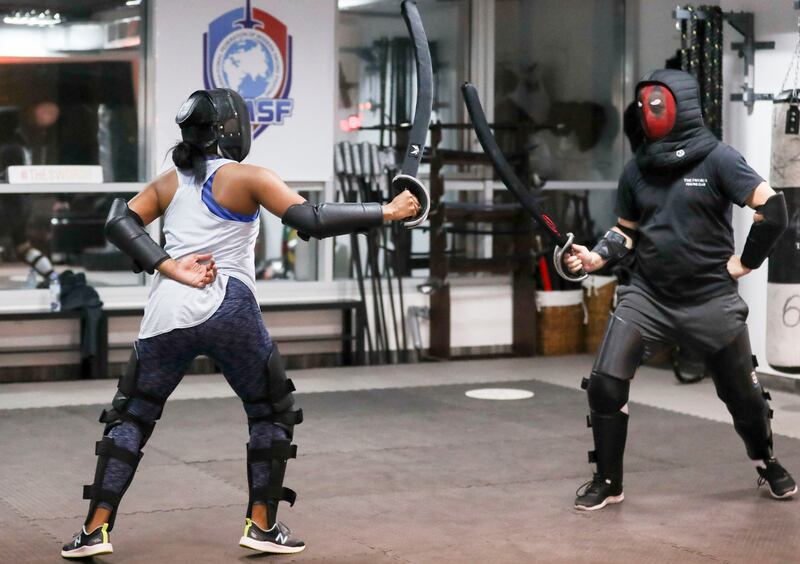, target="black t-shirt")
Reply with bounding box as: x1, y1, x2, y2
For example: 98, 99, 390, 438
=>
615, 143, 763, 302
